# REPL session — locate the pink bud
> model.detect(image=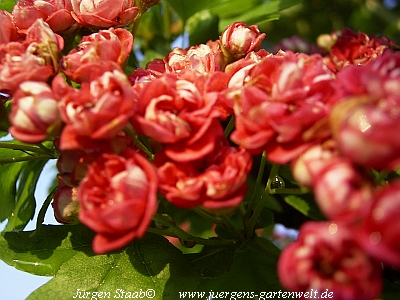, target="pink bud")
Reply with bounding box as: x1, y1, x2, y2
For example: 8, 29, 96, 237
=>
220, 22, 266, 61
9, 81, 61, 143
